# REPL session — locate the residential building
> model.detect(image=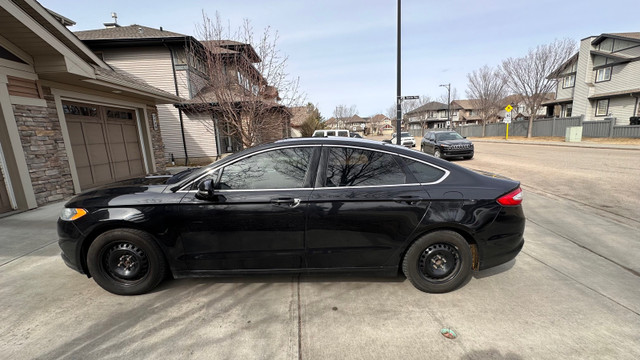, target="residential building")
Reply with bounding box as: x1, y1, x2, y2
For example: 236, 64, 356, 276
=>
404, 101, 449, 133
545, 32, 640, 125
76, 25, 290, 163
450, 100, 483, 125
0, 0, 179, 214
346, 114, 369, 134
